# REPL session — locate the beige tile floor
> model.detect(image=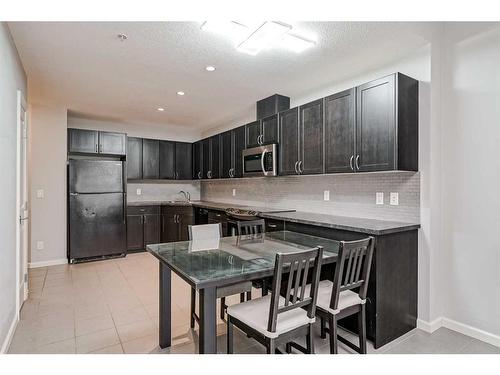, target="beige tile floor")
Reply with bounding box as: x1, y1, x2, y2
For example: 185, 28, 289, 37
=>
8, 252, 500, 354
